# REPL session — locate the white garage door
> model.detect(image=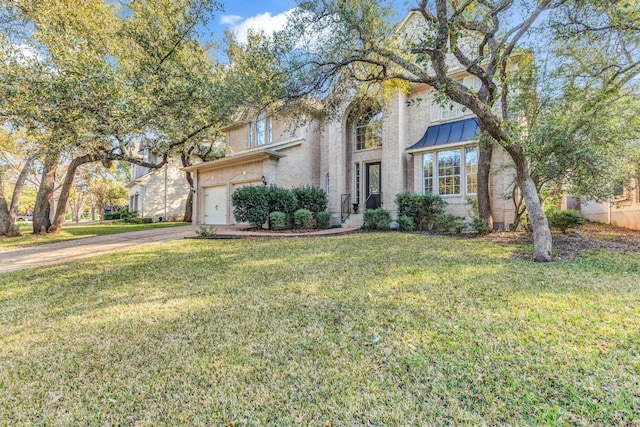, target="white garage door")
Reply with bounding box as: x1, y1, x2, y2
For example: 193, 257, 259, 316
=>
203, 186, 227, 225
